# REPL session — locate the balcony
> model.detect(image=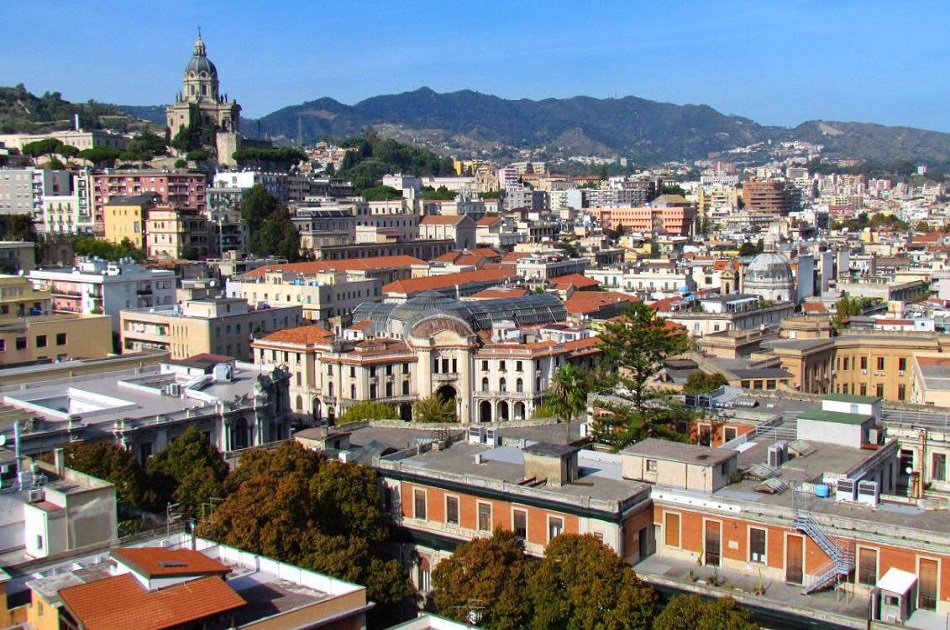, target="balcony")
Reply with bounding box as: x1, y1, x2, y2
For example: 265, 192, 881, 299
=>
432, 372, 459, 382
136, 287, 153, 295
